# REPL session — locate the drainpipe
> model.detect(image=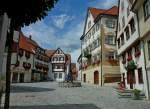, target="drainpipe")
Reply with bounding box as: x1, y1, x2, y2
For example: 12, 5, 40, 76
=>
136, 10, 150, 99
81, 40, 83, 82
